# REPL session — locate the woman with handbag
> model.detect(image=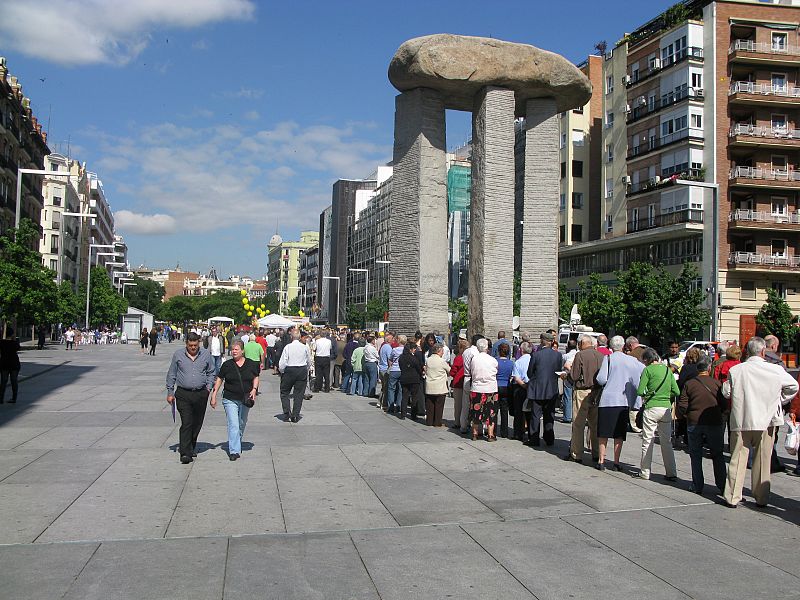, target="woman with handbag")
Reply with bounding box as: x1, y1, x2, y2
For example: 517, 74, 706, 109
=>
211, 340, 259, 461
635, 347, 679, 481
